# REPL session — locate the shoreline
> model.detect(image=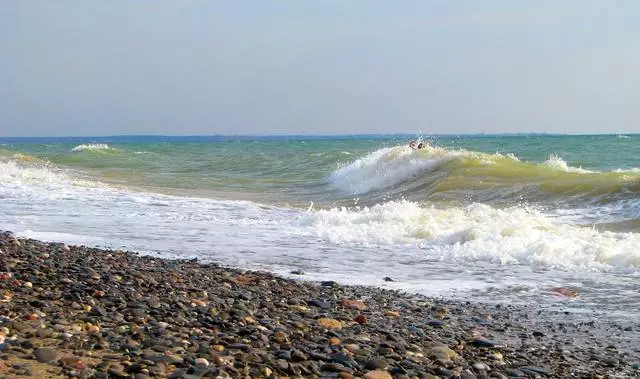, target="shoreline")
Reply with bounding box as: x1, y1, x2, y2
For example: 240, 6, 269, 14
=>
0, 231, 638, 378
